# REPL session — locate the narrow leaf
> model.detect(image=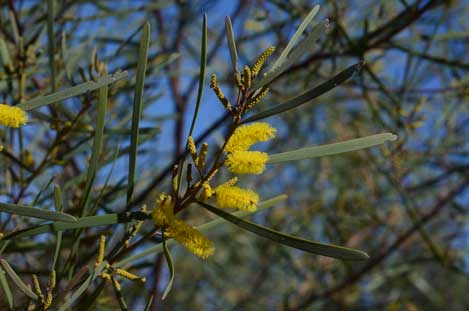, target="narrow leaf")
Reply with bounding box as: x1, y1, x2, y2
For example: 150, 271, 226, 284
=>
188, 14, 207, 136
0, 37, 11, 67
17, 71, 128, 111
161, 234, 175, 300
80, 84, 108, 217
225, 16, 238, 73
4, 212, 149, 240
198, 202, 369, 261
144, 295, 154, 311
270, 5, 320, 72
58, 262, 106, 311
253, 17, 329, 89
0, 267, 14, 309
47, 0, 57, 92
52, 185, 64, 271
268, 133, 398, 163
244, 61, 365, 123
0, 202, 77, 222
0, 259, 38, 300
128, 21, 151, 204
